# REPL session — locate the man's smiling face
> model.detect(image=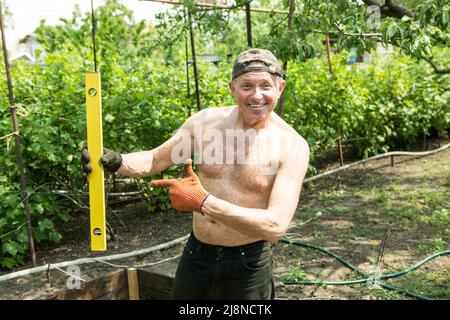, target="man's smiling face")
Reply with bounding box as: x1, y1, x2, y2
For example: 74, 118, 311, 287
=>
229, 71, 285, 126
